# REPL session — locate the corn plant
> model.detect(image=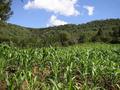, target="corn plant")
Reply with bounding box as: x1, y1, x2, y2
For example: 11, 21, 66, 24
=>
0, 43, 120, 90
